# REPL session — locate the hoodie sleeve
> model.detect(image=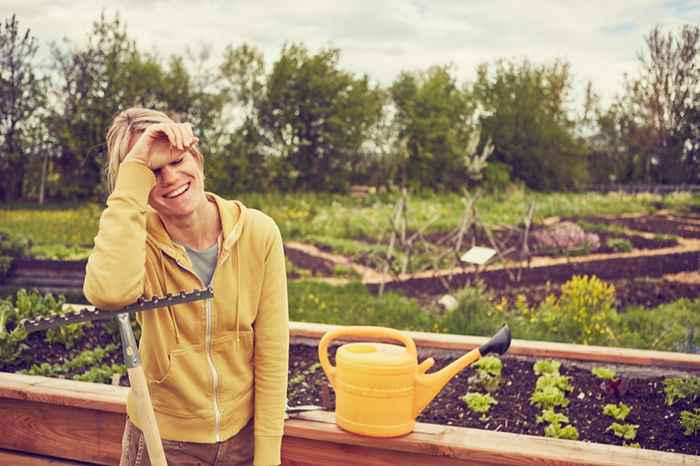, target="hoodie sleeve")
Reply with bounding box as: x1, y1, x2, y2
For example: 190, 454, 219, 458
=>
83, 162, 156, 310
253, 220, 289, 466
